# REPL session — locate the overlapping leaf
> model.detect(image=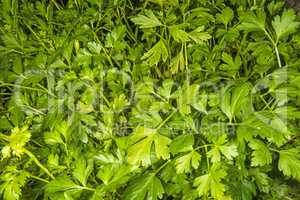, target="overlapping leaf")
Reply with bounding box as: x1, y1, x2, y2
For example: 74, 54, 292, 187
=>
131, 10, 162, 29
123, 173, 164, 200
127, 127, 171, 166
141, 40, 168, 66
272, 10, 300, 41
194, 163, 227, 199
